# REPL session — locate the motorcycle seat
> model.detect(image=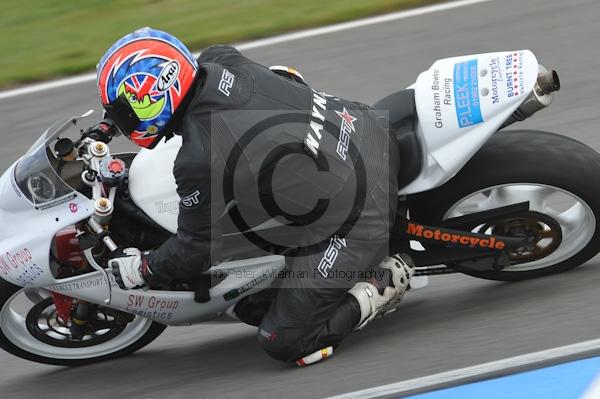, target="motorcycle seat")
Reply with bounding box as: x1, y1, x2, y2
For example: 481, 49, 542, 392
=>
372, 89, 423, 190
